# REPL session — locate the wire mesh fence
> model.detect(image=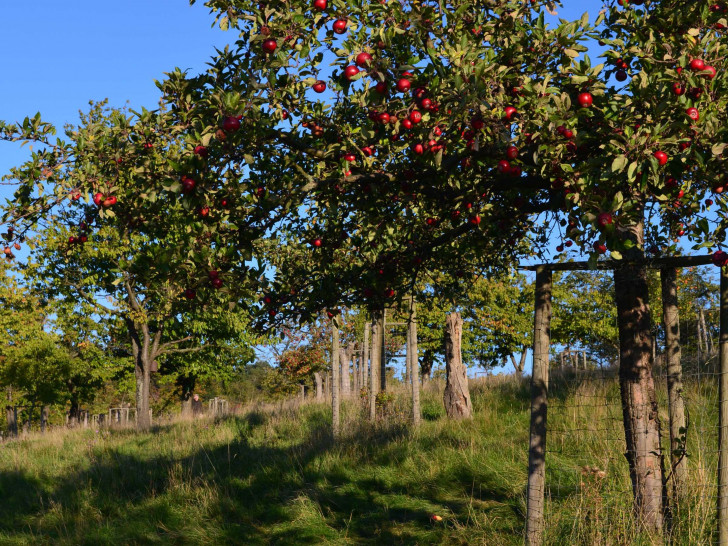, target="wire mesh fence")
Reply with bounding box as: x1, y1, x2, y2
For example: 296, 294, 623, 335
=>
542, 314, 720, 545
